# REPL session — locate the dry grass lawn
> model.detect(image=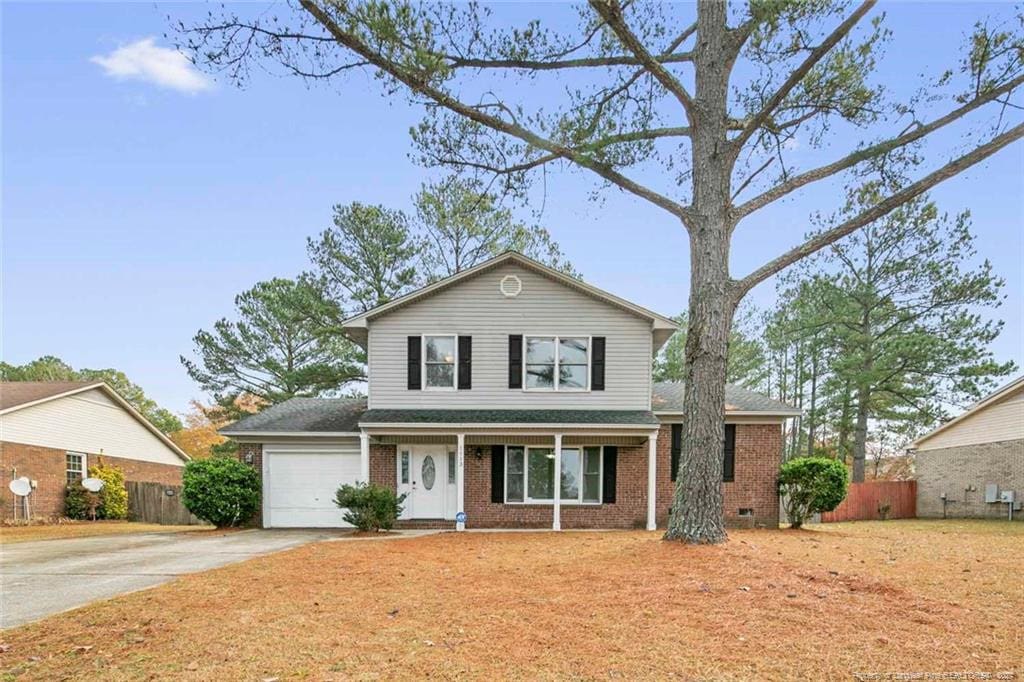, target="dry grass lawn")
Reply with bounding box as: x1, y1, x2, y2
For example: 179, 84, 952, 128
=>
1, 520, 1020, 680
0, 521, 211, 545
